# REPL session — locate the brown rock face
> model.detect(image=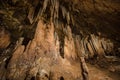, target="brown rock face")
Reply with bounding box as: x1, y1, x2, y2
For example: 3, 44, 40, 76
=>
1, 20, 116, 80
0, 0, 120, 80
0, 27, 10, 49
6, 20, 82, 80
